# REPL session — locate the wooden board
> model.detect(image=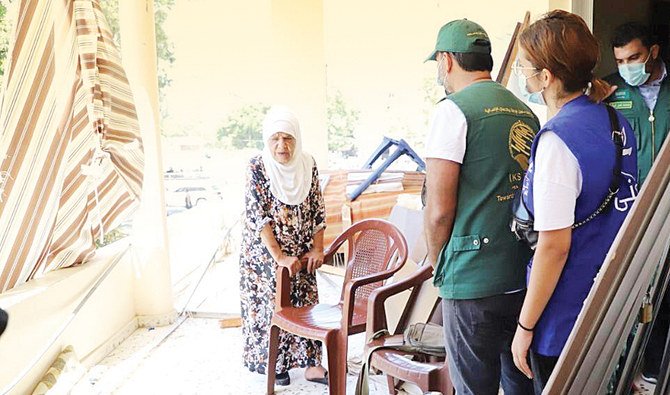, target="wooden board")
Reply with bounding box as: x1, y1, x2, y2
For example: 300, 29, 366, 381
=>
496, 11, 531, 87
321, 170, 425, 247
219, 315, 242, 329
